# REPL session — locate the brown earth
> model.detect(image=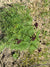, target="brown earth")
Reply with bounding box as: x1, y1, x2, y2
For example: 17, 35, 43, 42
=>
0, 48, 21, 67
